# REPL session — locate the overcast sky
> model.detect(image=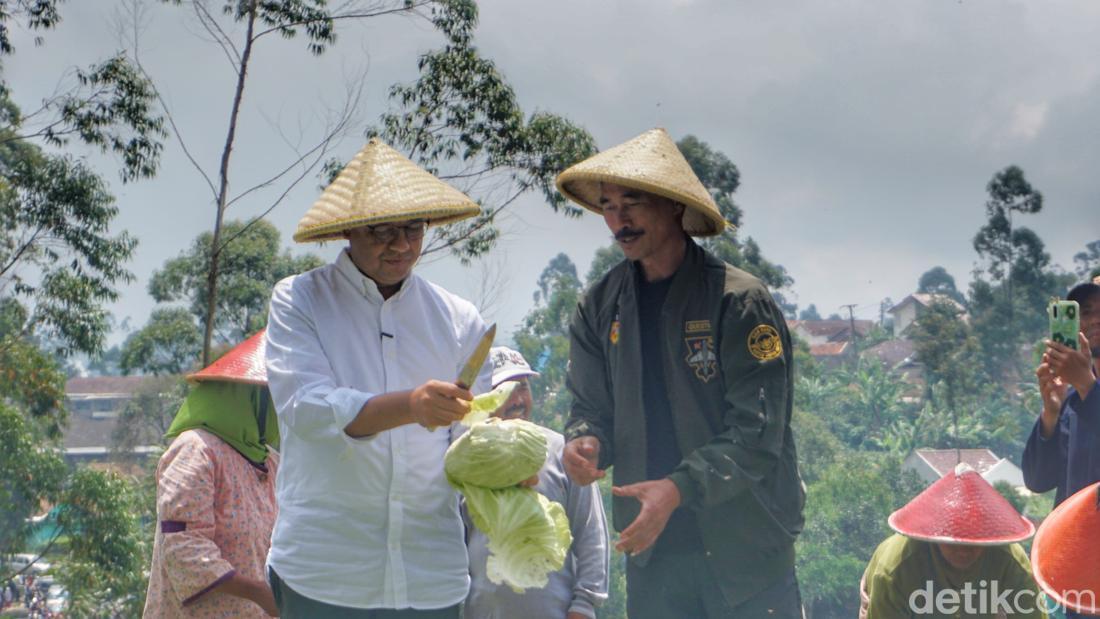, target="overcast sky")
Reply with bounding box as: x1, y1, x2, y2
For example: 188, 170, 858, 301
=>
7, 1, 1099, 347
